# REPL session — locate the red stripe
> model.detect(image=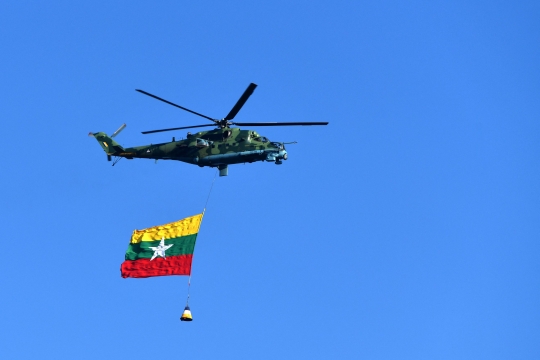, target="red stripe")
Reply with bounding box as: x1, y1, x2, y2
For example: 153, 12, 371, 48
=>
121, 255, 193, 278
